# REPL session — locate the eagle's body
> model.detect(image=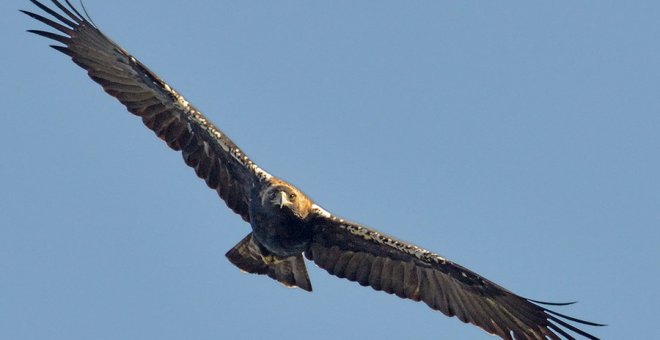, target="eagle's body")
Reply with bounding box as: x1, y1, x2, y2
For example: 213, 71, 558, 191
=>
250, 179, 314, 257
23, 1, 603, 339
